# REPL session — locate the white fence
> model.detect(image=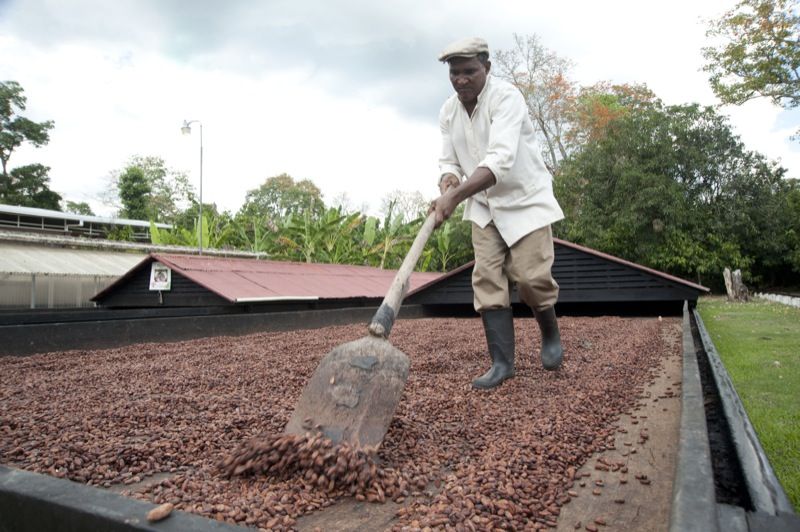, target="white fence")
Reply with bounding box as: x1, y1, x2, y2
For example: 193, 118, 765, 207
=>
754, 292, 800, 309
